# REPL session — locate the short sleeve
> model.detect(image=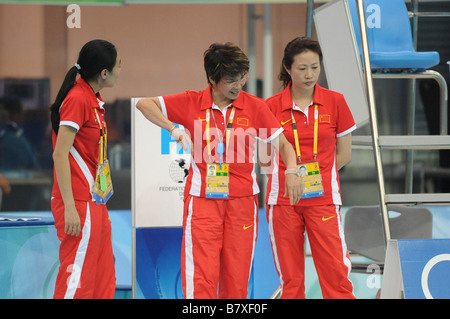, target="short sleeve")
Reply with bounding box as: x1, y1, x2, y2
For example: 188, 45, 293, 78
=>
336, 94, 356, 137
255, 102, 283, 143
59, 94, 90, 132
160, 91, 194, 127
